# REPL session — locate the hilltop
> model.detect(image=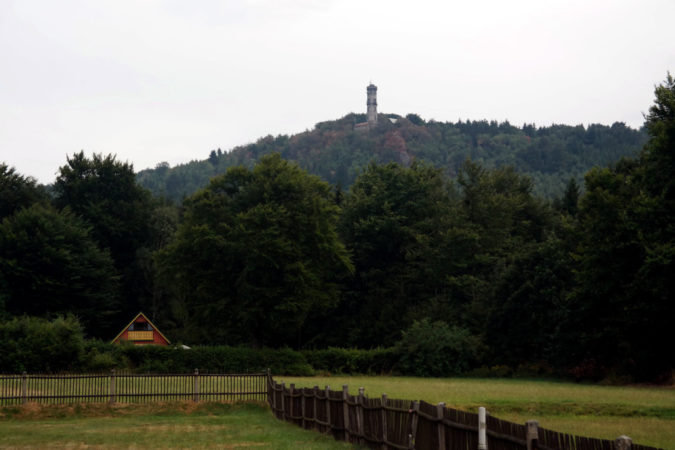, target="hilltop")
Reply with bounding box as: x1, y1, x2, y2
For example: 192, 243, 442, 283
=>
137, 113, 646, 201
